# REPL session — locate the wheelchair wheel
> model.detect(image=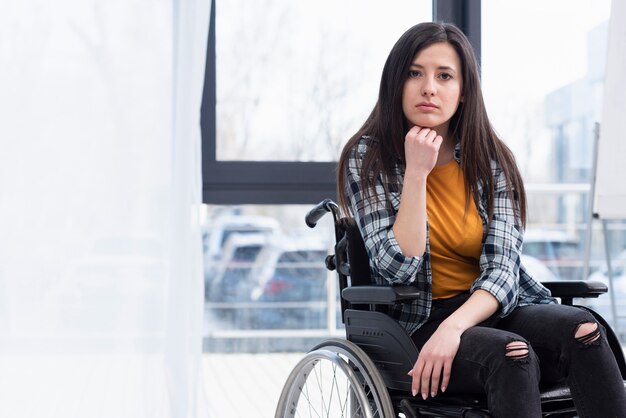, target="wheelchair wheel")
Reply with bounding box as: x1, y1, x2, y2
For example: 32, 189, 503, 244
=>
275, 338, 395, 418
